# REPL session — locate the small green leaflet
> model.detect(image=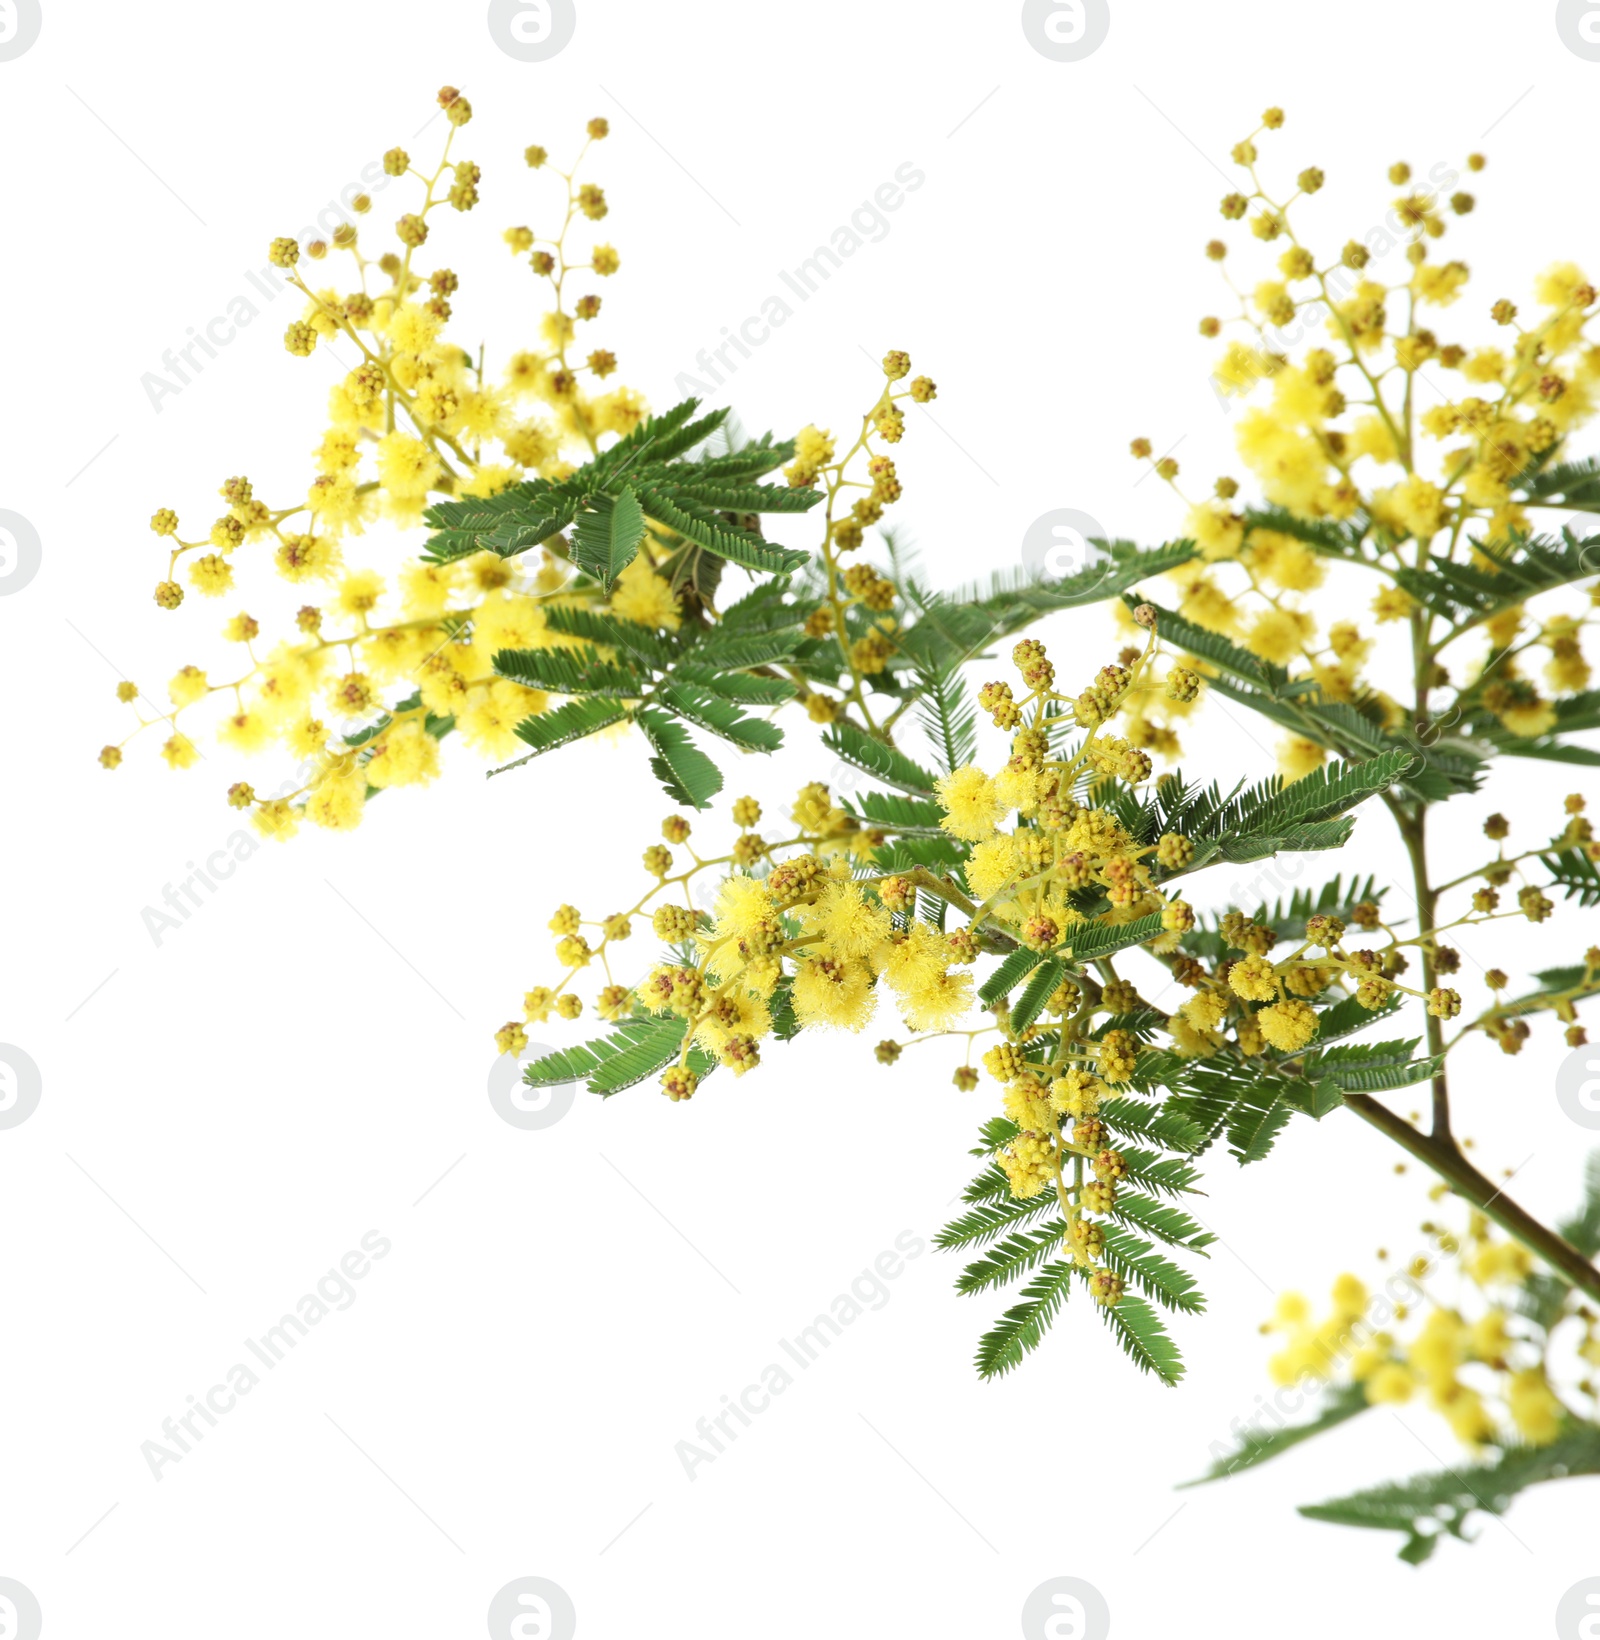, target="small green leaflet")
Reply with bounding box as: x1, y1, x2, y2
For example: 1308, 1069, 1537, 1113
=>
495, 698, 630, 775
821, 721, 938, 797
1183, 1382, 1373, 1486
571, 487, 646, 589
493, 644, 647, 698
523, 1015, 715, 1097
1010, 959, 1066, 1032
656, 683, 784, 753
979, 947, 1045, 1006
1058, 912, 1166, 963
636, 708, 723, 809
